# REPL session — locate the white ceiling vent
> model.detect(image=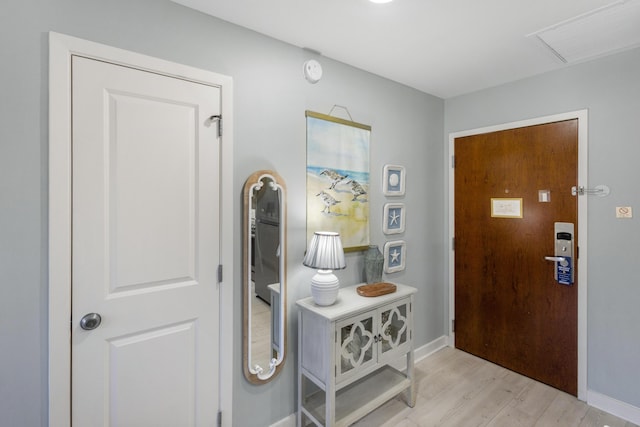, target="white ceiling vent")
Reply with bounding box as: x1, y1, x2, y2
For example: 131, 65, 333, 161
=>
530, 0, 640, 63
